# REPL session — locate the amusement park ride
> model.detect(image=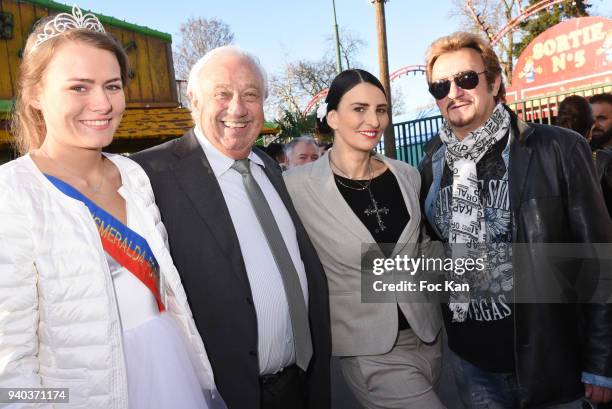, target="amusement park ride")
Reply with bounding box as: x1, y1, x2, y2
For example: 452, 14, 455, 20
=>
303, 64, 427, 116
303, 0, 599, 116
466, 0, 571, 45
